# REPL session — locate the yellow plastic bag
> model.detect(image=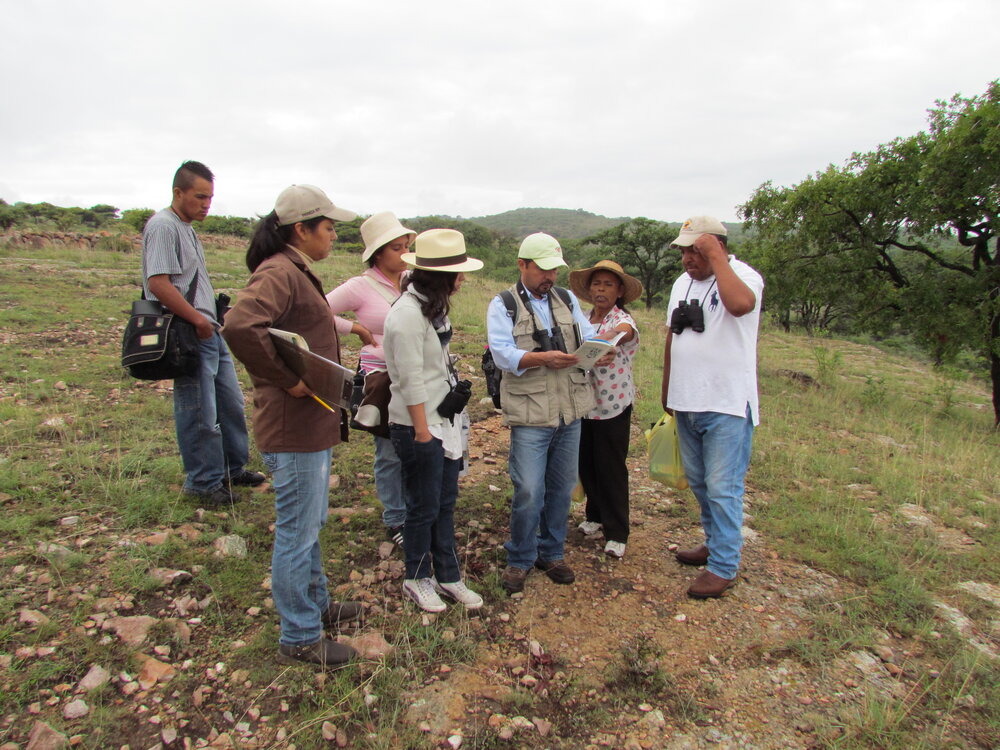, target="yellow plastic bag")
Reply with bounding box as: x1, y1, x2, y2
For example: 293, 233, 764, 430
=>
645, 412, 688, 490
